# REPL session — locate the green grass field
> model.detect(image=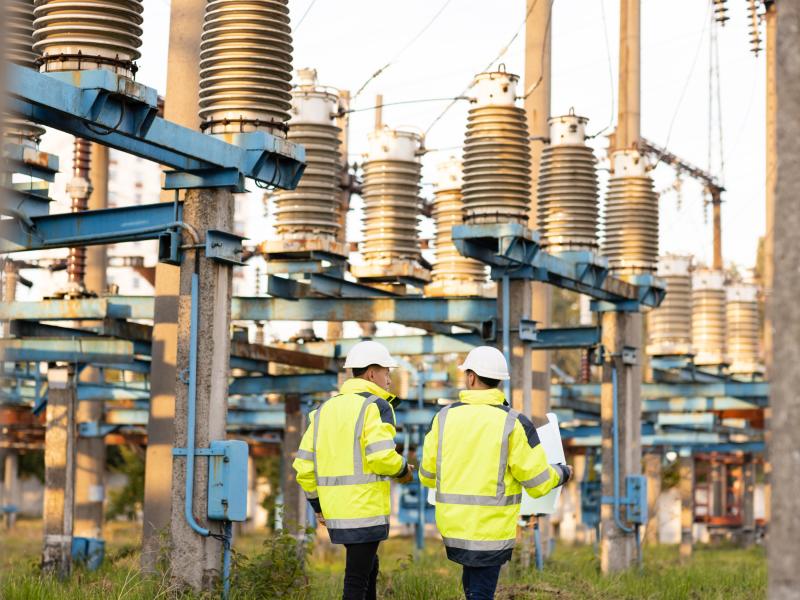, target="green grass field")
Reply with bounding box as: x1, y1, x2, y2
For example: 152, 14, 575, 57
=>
0, 520, 766, 599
